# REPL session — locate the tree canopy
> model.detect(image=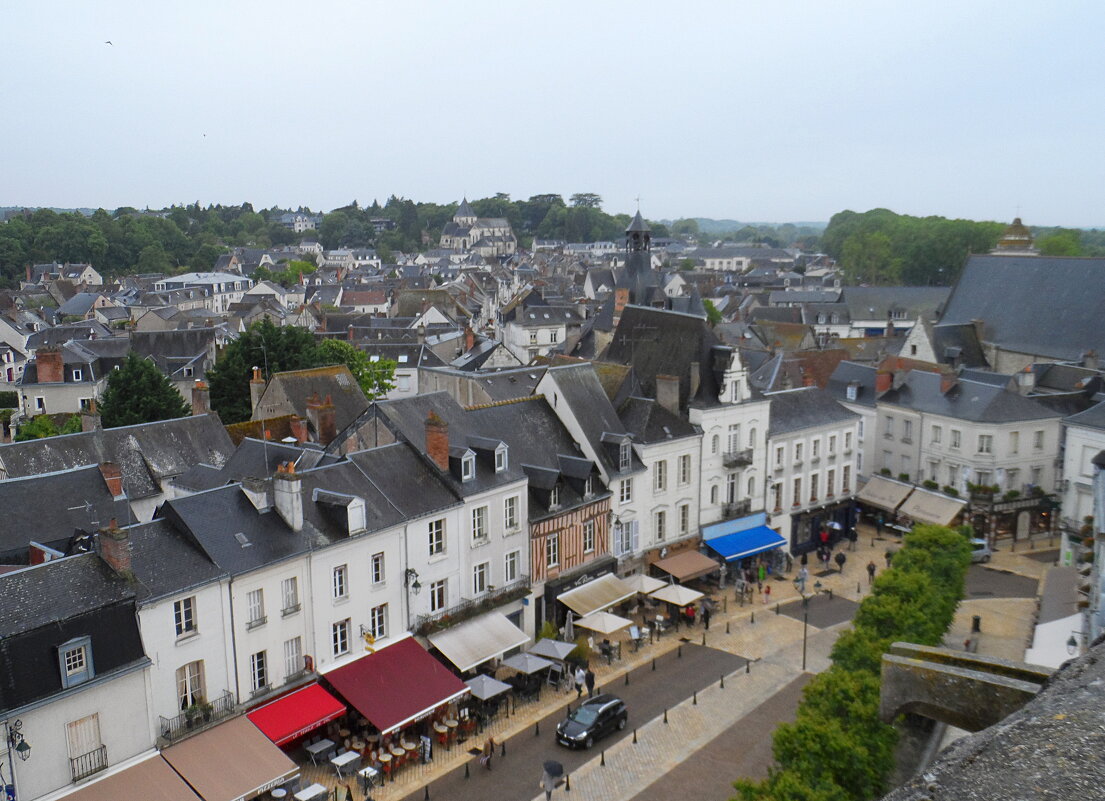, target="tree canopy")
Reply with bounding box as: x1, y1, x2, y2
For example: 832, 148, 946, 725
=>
14, 413, 82, 441
99, 352, 191, 428
207, 320, 397, 424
